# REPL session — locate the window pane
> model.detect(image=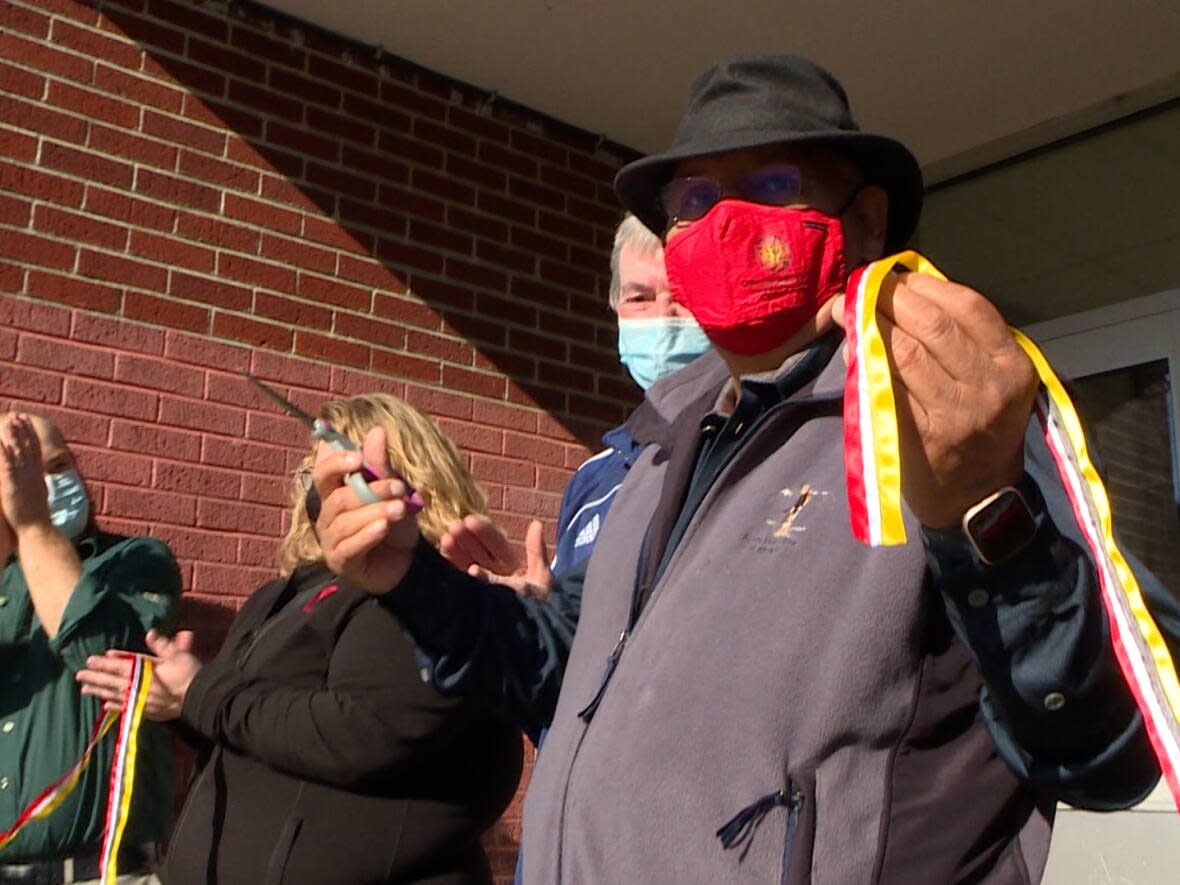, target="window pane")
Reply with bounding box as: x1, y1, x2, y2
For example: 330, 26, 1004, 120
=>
1069, 359, 1180, 597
